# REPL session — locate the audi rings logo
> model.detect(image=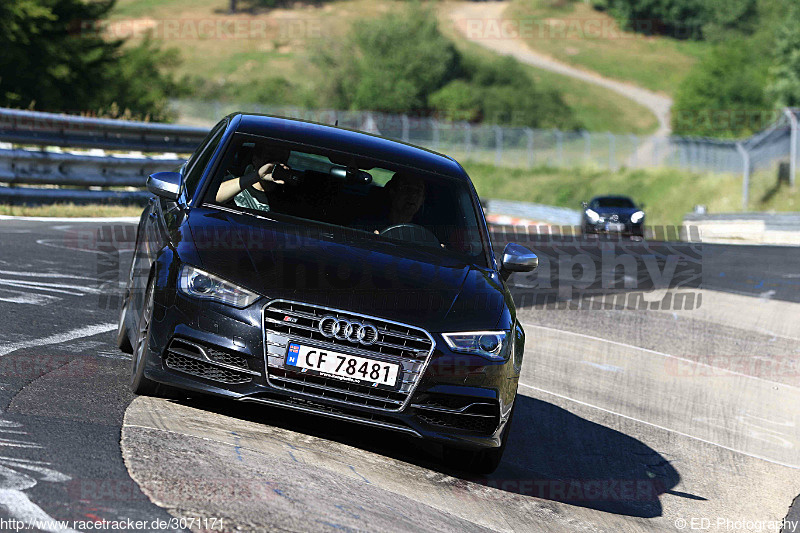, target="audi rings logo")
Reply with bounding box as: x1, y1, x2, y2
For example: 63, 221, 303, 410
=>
318, 315, 379, 345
